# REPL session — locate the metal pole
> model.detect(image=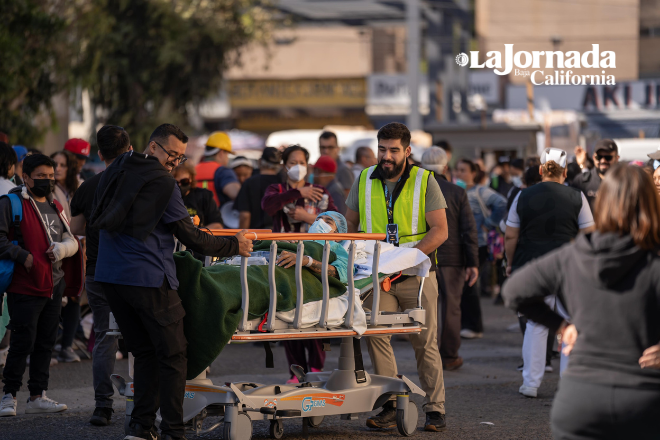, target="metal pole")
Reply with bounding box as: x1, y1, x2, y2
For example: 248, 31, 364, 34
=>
406, 0, 421, 131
